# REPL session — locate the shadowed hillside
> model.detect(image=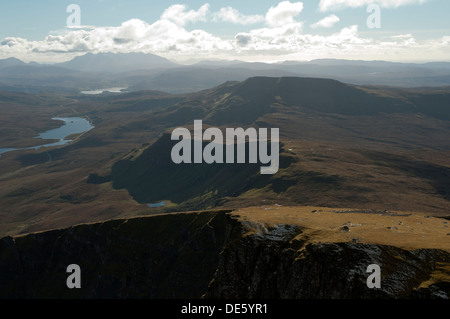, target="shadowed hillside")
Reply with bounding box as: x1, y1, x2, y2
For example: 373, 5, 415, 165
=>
154, 77, 449, 127
111, 133, 296, 210
1, 208, 448, 299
